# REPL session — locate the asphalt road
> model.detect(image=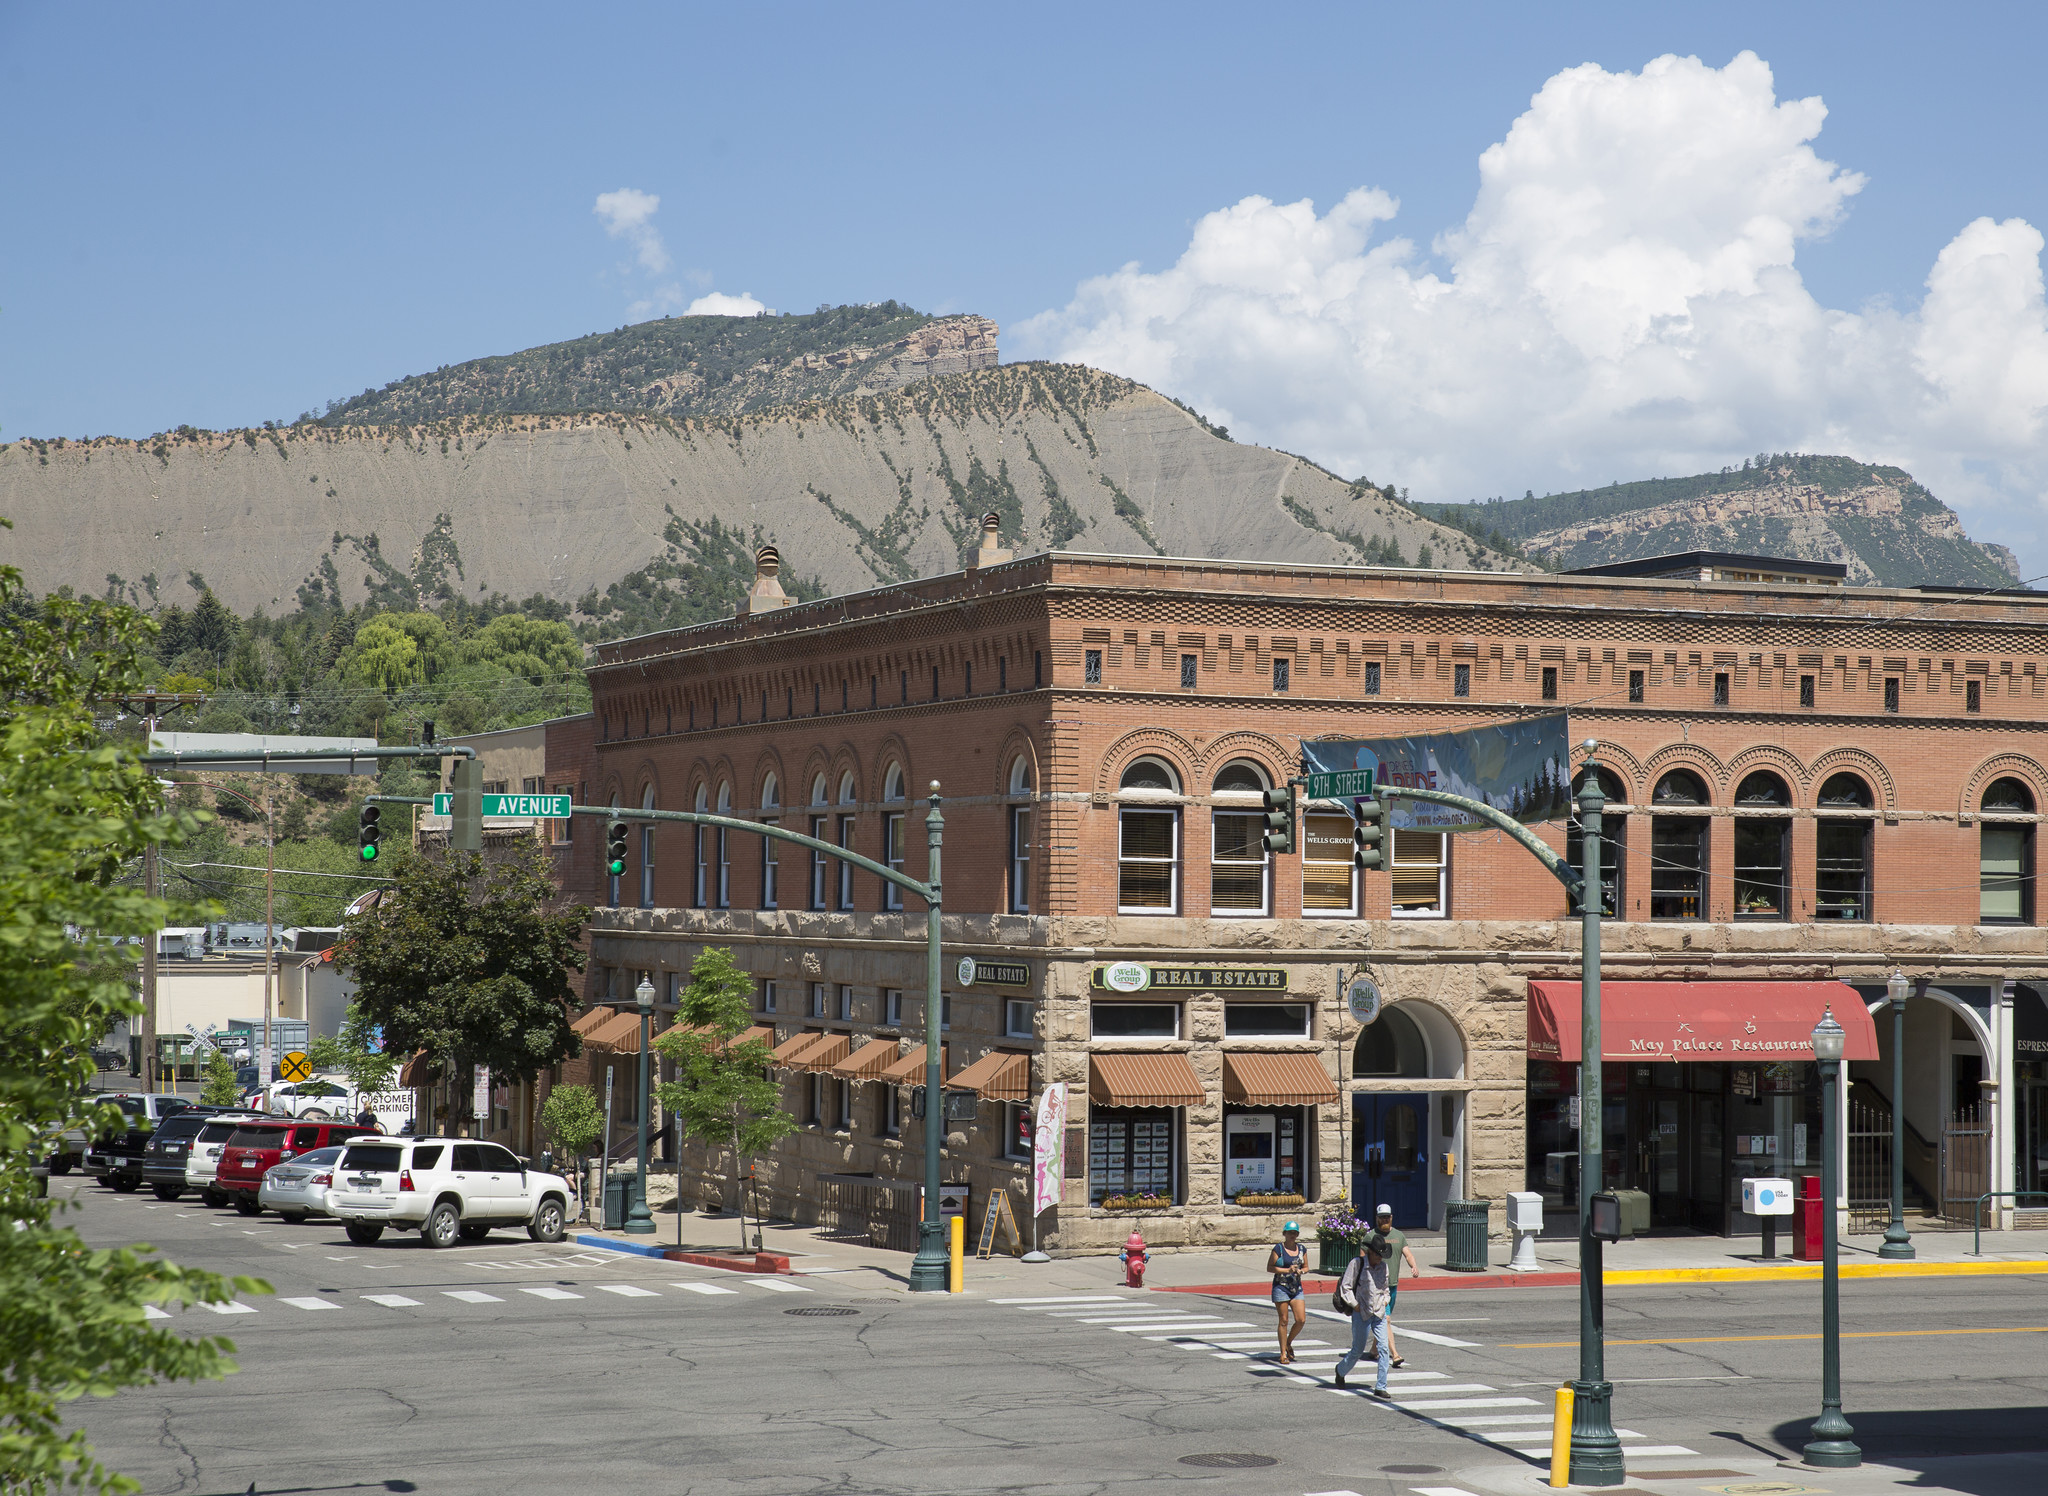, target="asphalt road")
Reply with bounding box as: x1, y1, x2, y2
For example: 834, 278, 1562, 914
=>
56, 1176, 2048, 1496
